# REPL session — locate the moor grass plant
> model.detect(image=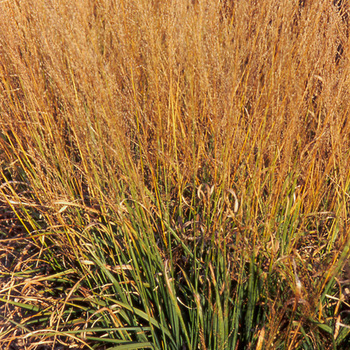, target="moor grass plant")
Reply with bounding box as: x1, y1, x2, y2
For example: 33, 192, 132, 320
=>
1, 0, 350, 349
